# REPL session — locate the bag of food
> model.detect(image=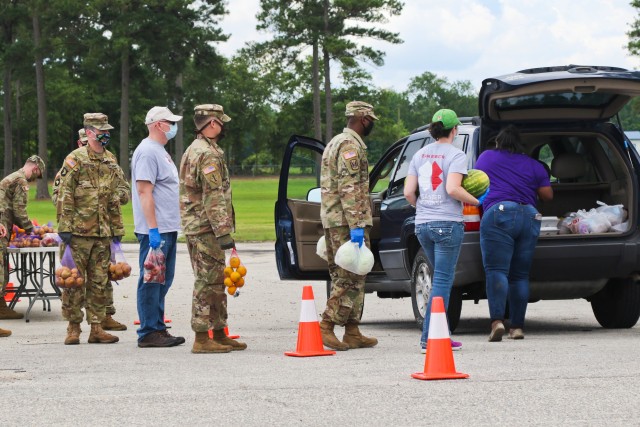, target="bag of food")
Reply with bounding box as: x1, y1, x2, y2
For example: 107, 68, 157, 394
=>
611, 221, 630, 233
595, 201, 627, 226
55, 245, 84, 288
224, 248, 247, 296
316, 235, 328, 261
108, 241, 132, 282
335, 241, 375, 275
568, 209, 611, 234
41, 233, 61, 247
143, 243, 166, 285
